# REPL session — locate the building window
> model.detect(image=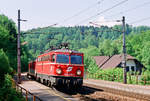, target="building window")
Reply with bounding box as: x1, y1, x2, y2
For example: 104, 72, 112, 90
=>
131, 66, 135, 71
126, 66, 129, 72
